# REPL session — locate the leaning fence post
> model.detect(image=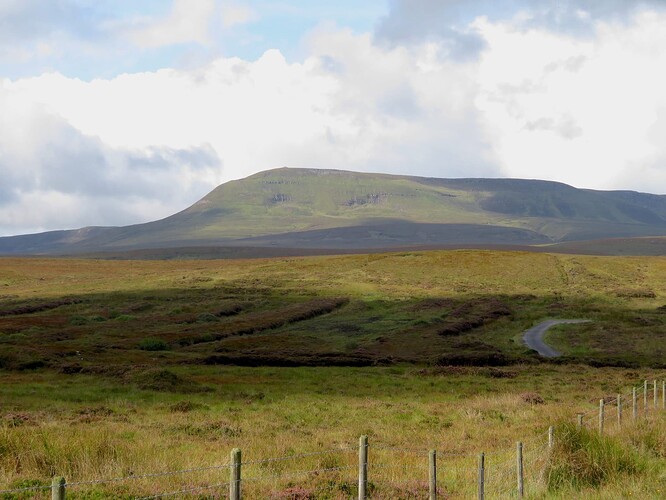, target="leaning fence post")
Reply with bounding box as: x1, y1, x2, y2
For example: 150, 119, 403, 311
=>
617, 394, 622, 427
548, 426, 554, 449
230, 448, 241, 500
477, 453, 485, 500
51, 476, 66, 500
599, 399, 605, 434
516, 442, 524, 498
633, 387, 637, 421
577, 413, 583, 428
429, 449, 437, 500
358, 435, 368, 500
